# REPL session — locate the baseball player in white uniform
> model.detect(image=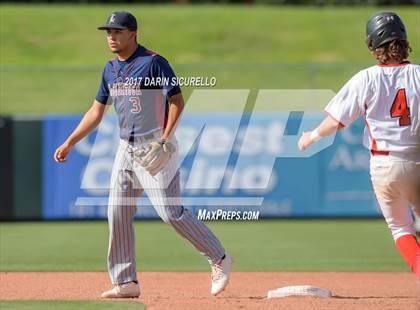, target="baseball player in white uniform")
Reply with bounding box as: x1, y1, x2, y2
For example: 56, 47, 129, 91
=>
54, 11, 232, 298
299, 12, 419, 279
